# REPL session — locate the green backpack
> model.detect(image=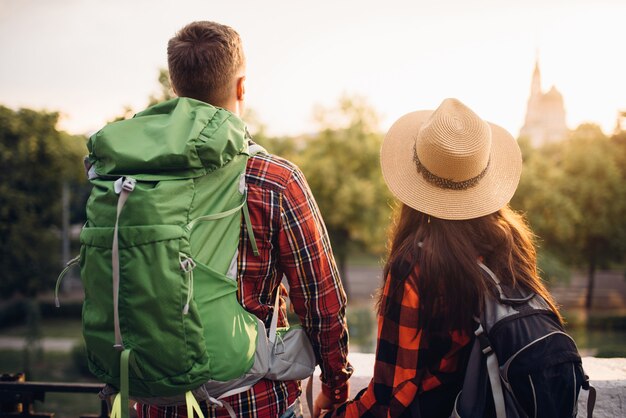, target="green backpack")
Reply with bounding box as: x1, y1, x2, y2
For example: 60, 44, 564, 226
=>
56, 98, 315, 418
